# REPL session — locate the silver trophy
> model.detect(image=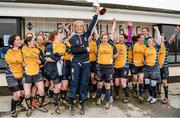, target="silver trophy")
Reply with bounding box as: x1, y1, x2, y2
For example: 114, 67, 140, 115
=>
93, 0, 106, 15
